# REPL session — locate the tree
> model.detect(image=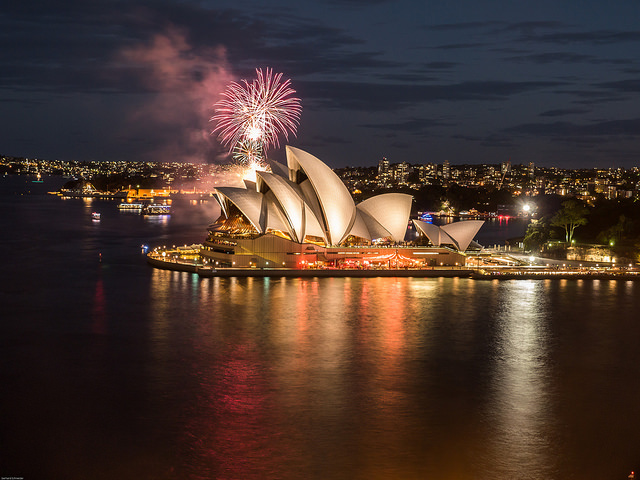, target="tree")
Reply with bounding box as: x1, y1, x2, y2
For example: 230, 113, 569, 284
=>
550, 199, 589, 243
523, 218, 550, 252
597, 214, 632, 246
